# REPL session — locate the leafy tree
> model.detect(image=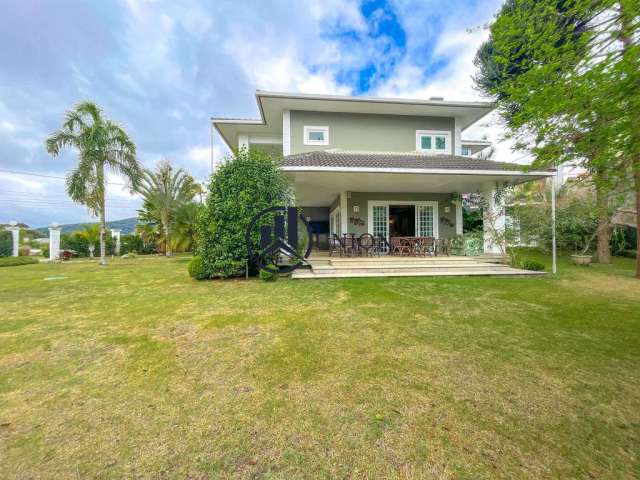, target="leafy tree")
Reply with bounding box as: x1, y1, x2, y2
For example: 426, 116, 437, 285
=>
196, 148, 290, 279
138, 160, 198, 256
135, 223, 159, 253
46, 102, 142, 266
474, 0, 639, 275
78, 224, 101, 258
